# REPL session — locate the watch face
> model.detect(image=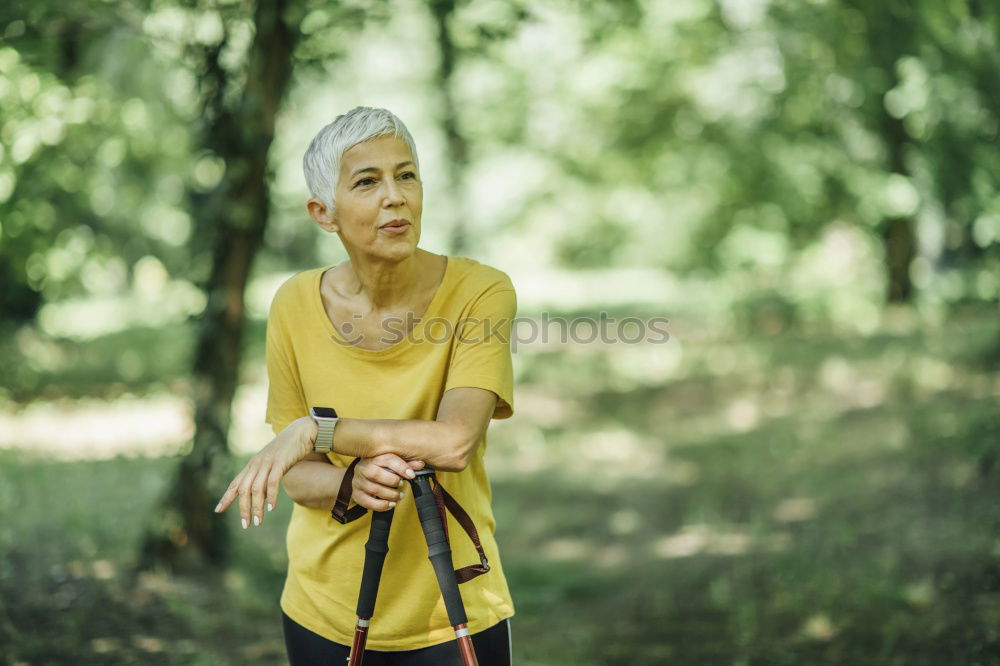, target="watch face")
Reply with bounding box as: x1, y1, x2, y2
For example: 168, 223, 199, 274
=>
311, 407, 338, 419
